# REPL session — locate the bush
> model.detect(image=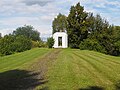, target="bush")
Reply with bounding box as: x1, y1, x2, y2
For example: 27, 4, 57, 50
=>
79, 39, 106, 53
47, 37, 54, 48
0, 35, 32, 56
14, 36, 32, 52
32, 40, 48, 48
112, 41, 120, 56
0, 35, 15, 55
38, 41, 47, 48
32, 41, 40, 48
